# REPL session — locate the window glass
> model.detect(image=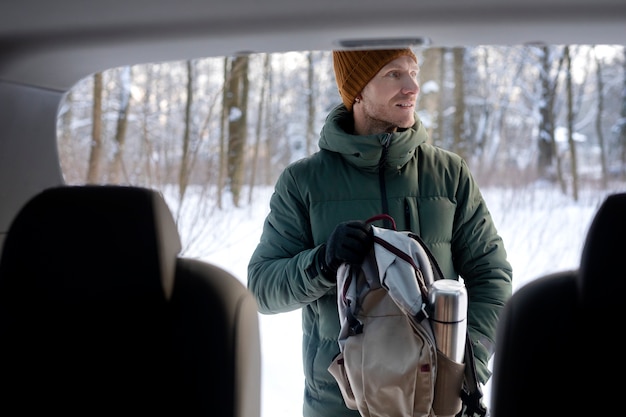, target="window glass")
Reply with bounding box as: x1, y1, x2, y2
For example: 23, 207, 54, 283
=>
57, 45, 626, 415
